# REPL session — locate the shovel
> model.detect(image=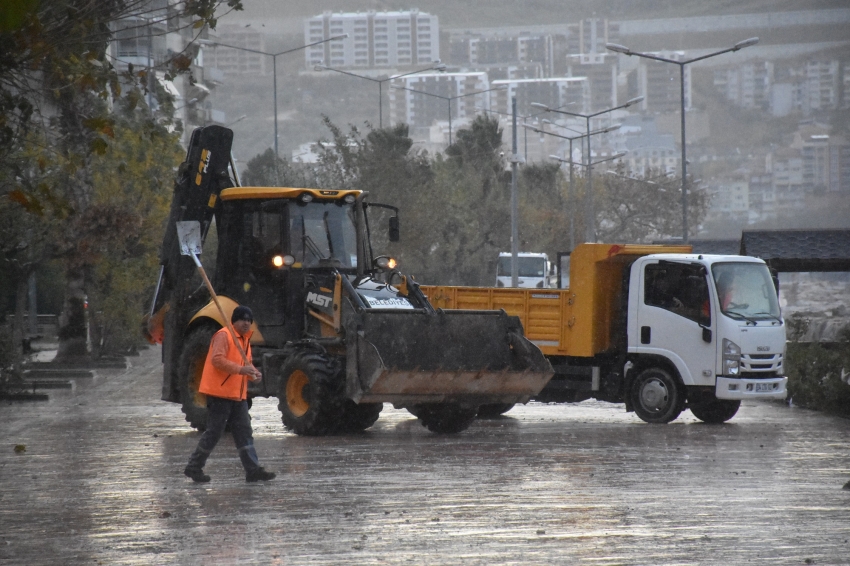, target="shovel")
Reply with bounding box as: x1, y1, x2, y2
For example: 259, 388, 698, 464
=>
176, 220, 249, 365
